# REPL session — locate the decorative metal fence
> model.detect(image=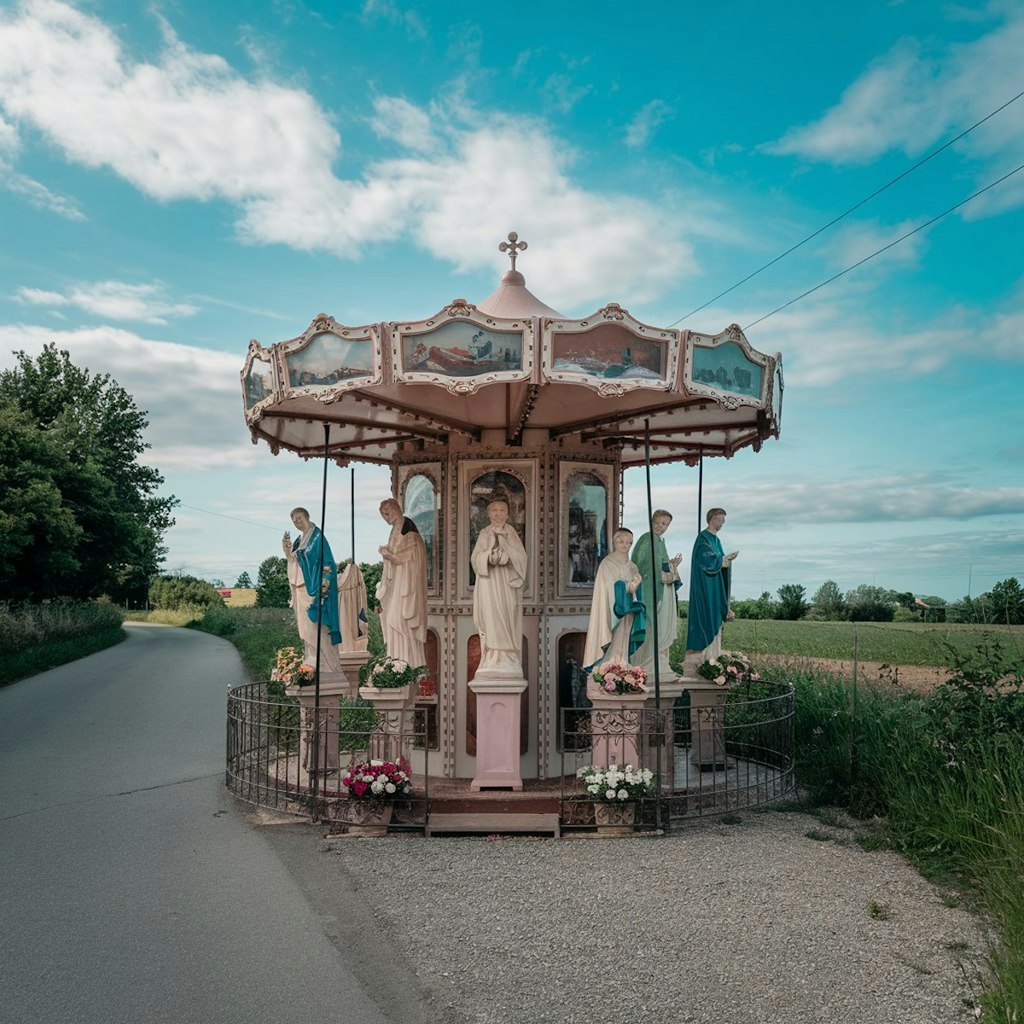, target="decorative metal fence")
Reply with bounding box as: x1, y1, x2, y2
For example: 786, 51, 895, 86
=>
225, 681, 430, 830
559, 680, 796, 831
226, 679, 794, 833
